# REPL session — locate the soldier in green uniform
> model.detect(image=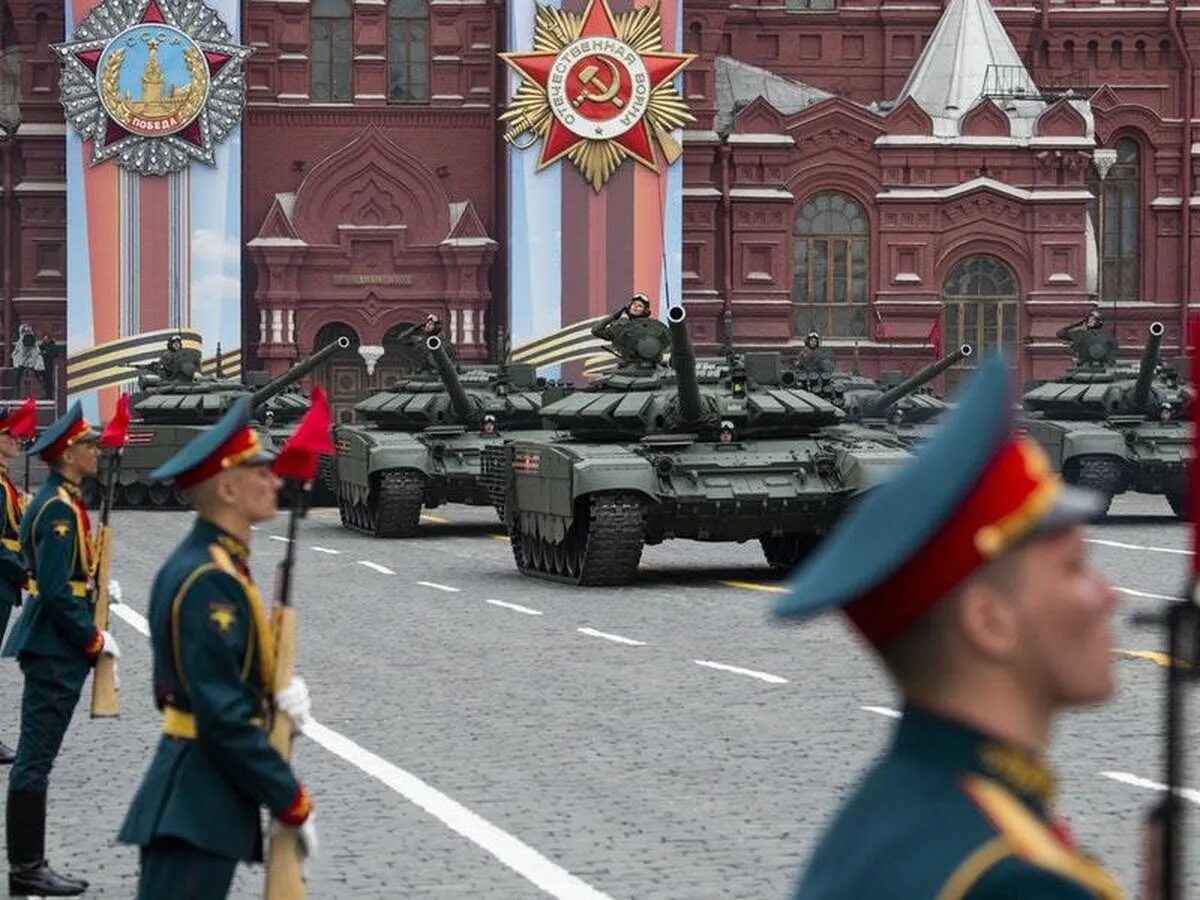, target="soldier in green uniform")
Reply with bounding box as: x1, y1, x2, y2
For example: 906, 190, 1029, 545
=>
3, 401, 121, 897
1056, 306, 1116, 368
590, 292, 652, 344
777, 354, 1123, 899
794, 331, 836, 375
119, 396, 315, 900
0, 400, 37, 766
